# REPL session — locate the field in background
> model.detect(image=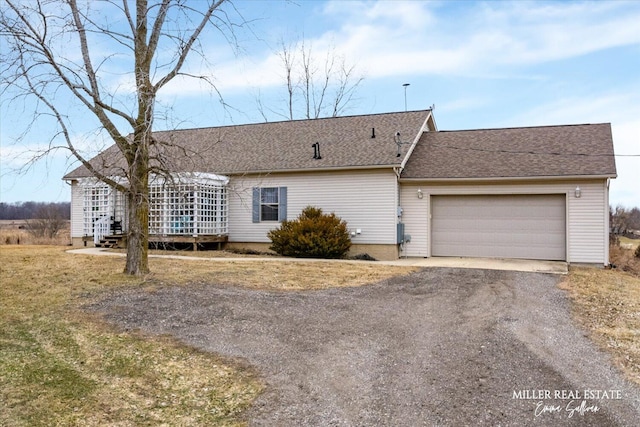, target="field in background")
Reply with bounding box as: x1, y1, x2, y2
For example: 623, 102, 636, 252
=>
619, 236, 640, 250
610, 240, 640, 277
0, 220, 70, 245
